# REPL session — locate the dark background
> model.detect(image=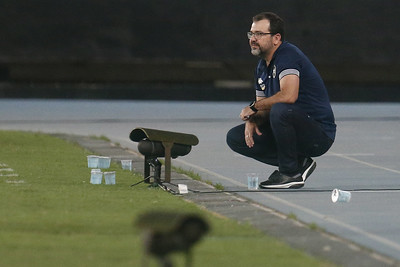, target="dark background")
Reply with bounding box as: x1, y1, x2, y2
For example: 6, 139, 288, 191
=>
0, 0, 399, 101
